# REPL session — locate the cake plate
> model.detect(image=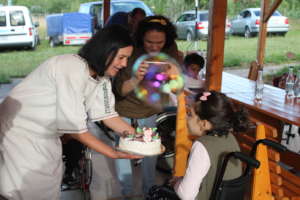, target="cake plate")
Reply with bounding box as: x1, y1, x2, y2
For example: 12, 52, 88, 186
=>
116, 145, 166, 156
